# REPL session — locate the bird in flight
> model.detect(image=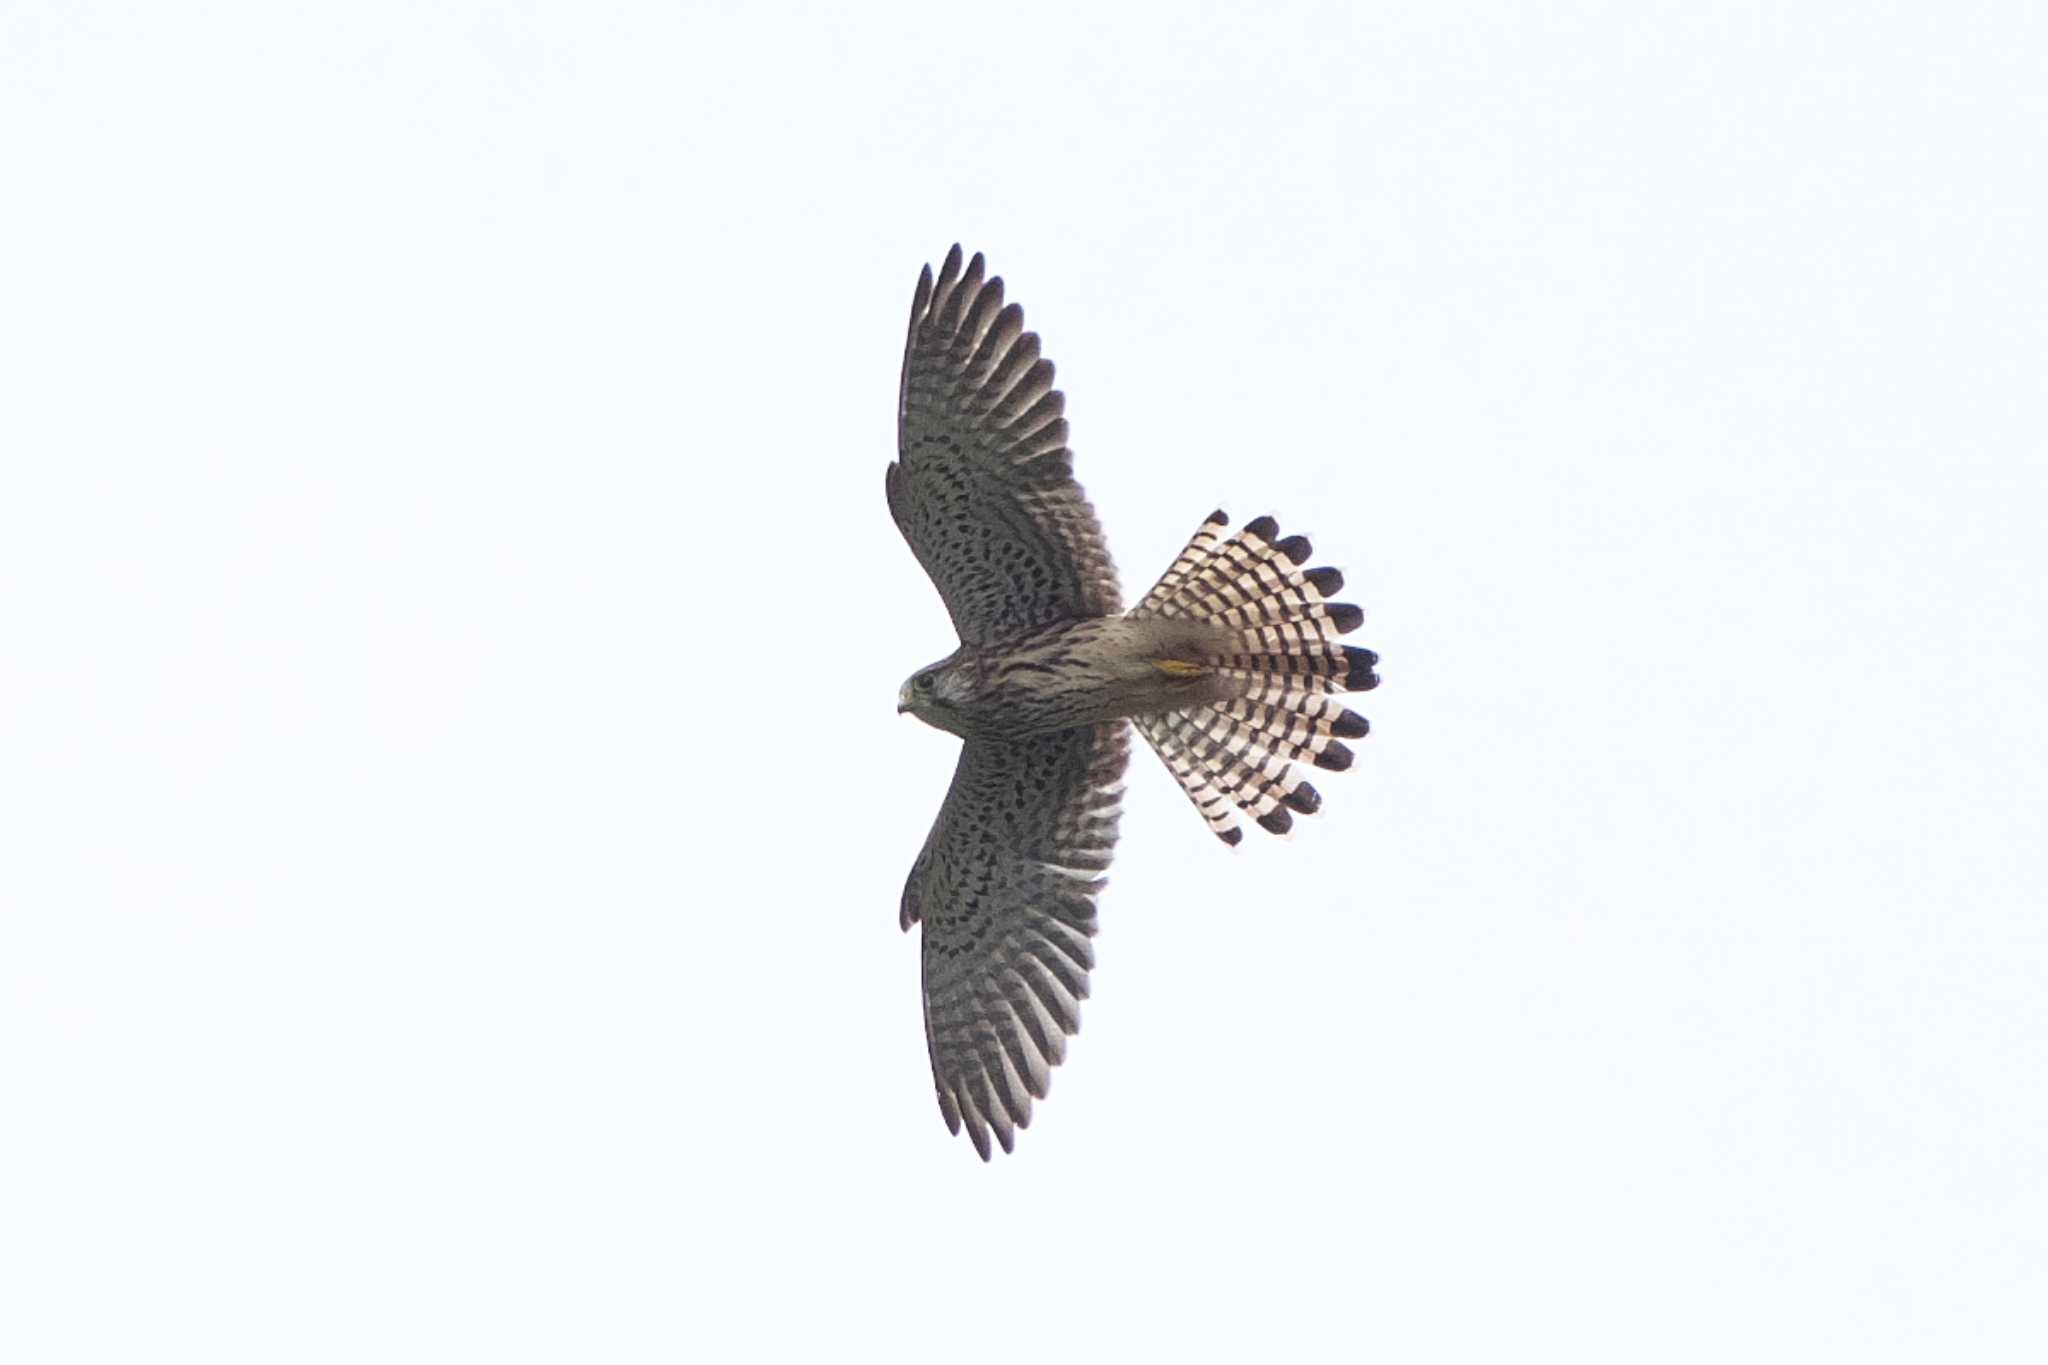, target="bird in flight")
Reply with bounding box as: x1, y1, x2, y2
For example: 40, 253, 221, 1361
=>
889, 247, 1379, 1159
